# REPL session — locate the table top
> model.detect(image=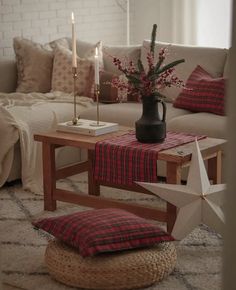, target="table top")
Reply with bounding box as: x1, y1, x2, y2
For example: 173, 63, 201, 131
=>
158, 137, 226, 163
34, 126, 132, 150
34, 128, 226, 164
